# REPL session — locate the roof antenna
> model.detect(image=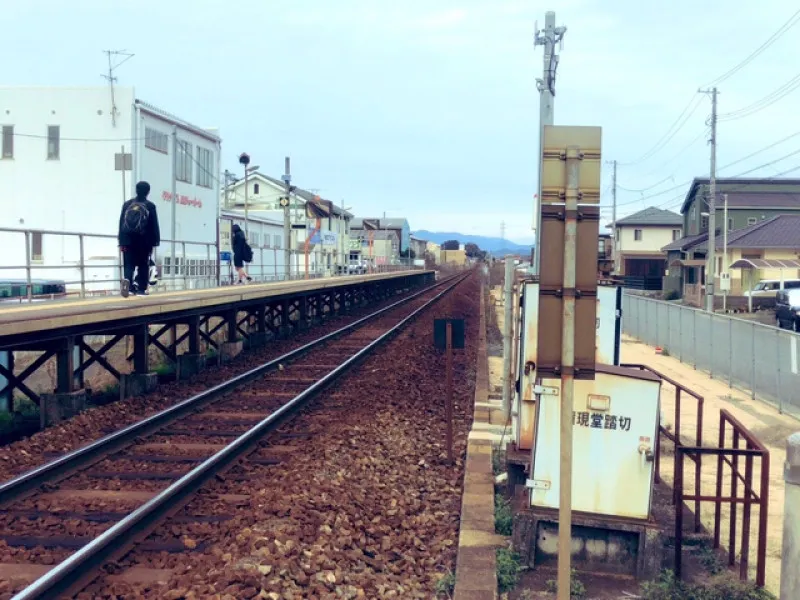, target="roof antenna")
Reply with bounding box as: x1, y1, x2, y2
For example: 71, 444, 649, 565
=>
101, 50, 135, 127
